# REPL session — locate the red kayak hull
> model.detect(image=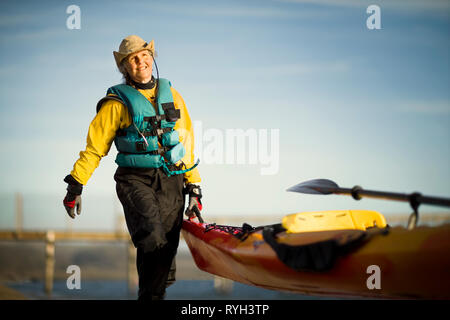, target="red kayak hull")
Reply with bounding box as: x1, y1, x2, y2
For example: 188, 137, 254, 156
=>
181, 220, 450, 299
